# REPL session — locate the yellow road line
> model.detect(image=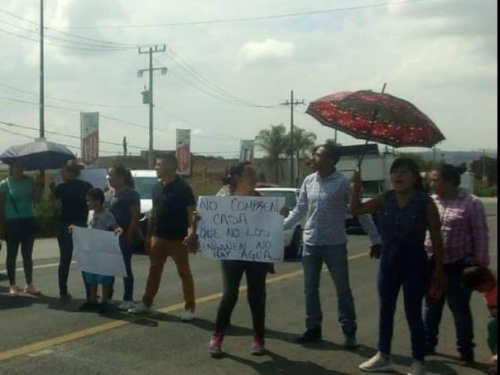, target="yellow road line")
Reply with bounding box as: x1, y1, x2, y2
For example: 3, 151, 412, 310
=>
0, 251, 368, 362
